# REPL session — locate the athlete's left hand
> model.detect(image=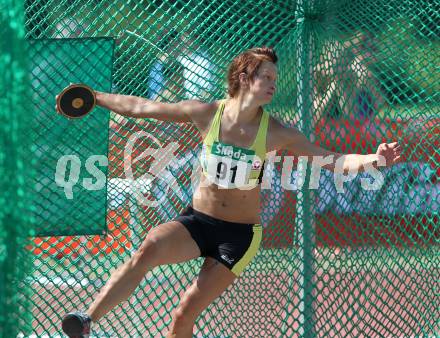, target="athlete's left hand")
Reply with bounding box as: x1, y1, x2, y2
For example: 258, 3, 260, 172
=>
376, 142, 403, 166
